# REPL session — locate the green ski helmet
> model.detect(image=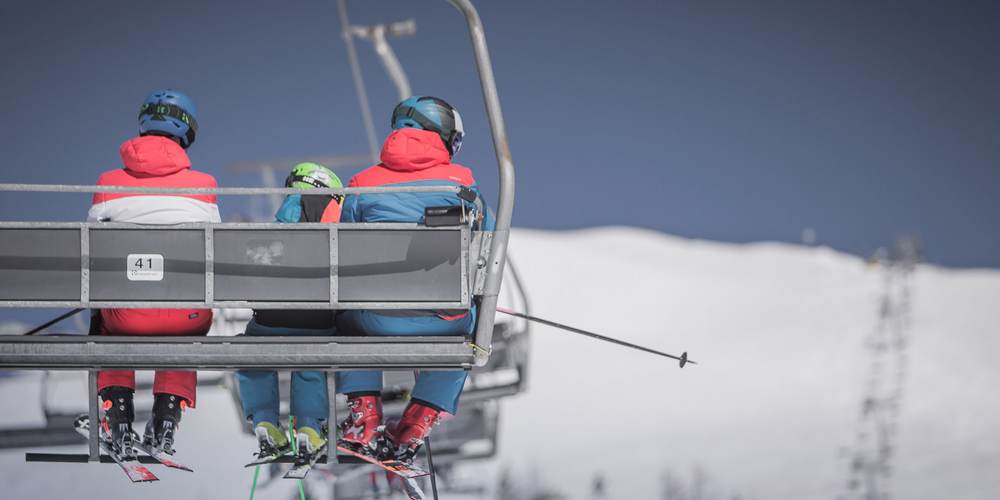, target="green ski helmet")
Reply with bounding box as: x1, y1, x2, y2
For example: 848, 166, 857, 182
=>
284, 162, 343, 191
